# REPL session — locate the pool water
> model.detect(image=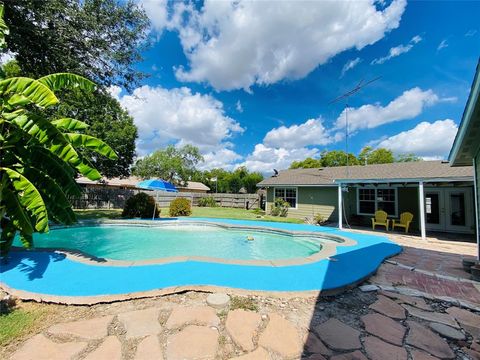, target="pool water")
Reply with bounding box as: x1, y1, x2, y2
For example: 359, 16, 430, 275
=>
13, 224, 326, 261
